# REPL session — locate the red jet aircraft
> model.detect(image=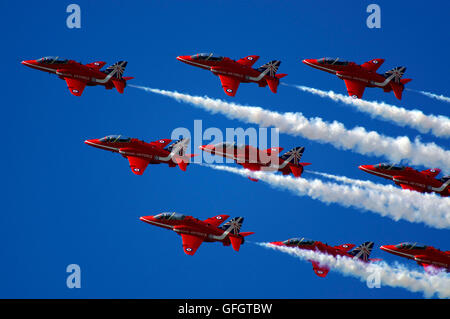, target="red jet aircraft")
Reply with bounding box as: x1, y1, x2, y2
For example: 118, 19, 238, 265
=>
176, 53, 287, 96
85, 135, 195, 175
199, 143, 310, 181
21, 56, 133, 96
302, 57, 411, 100
270, 238, 375, 277
380, 242, 449, 272
140, 213, 254, 255
359, 163, 450, 196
